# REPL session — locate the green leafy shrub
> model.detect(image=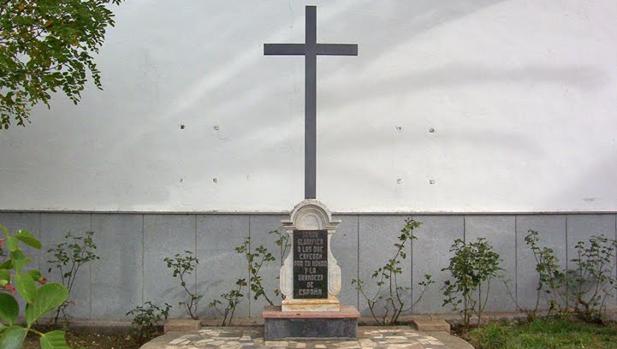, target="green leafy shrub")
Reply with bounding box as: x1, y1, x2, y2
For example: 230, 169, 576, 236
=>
126, 301, 171, 345
567, 235, 617, 322
47, 231, 100, 326
0, 224, 70, 348
208, 278, 247, 326
236, 237, 277, 305
523, 230, 617, 322
164, 251, 201, 320
210, 235, 280, 326
523, 230, 567, 318
442, 237, 502, 328
270, 229, 290, 298
352, 218, 434, 325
